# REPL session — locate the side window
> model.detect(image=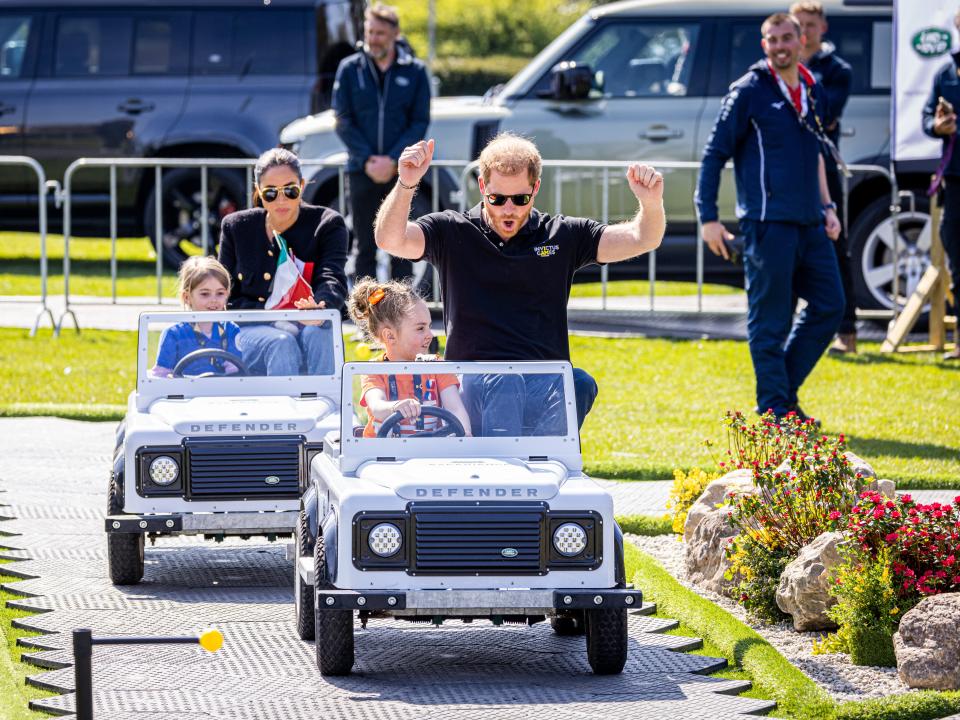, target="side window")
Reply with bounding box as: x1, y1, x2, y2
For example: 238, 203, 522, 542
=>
193, 10, 305, 76
824, 19, 873, 94
0, 14, 31, 79
133, 15, 189, 75
54, 16, 132, 77
728, 23, 764, 86
529, 21, 701, 99
871, 21, 891, 90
